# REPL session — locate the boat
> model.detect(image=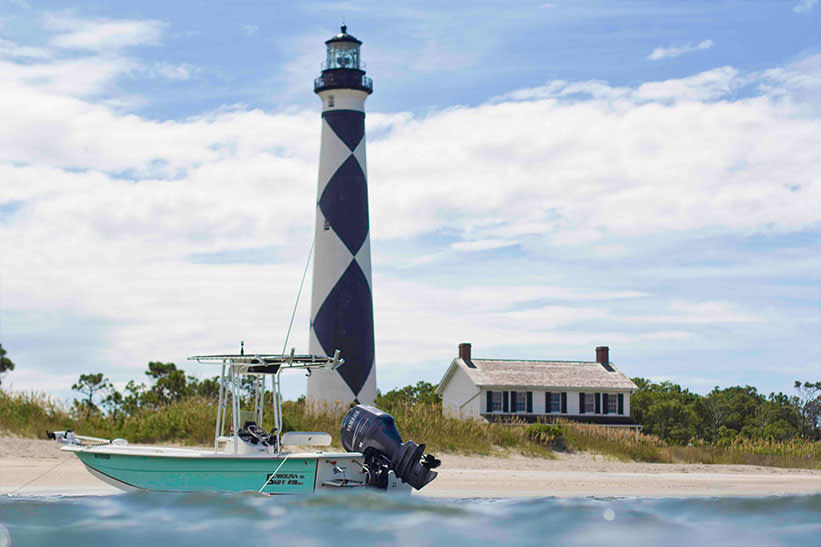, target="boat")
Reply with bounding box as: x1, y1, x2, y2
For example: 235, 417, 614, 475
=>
48, 349, 440, 494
